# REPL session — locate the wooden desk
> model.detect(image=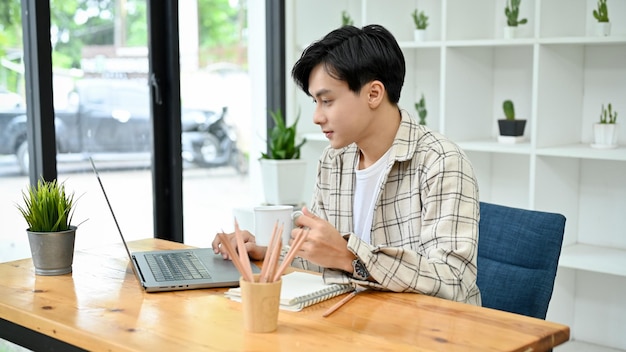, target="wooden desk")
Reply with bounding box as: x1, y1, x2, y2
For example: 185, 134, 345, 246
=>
0, 239, 569, 351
